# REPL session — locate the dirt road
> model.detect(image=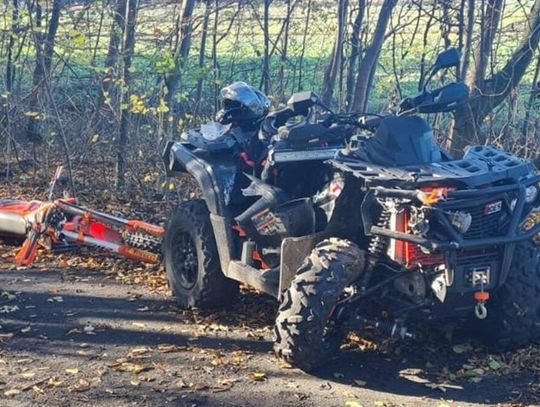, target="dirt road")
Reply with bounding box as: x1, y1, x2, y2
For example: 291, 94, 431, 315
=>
0, 266, 538, 407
